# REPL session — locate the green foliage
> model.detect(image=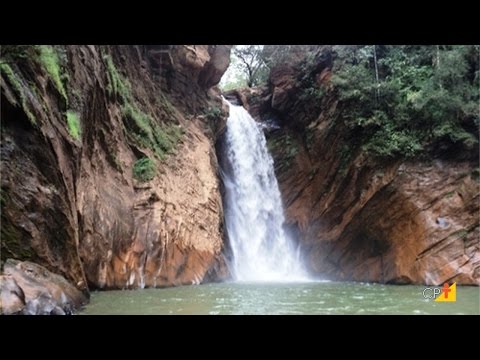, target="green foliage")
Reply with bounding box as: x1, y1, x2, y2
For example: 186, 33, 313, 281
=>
1, 45, 31, 61
267, 132, 299, 170
263, 45, 319, 69
122, 102, 183, 160
133, 157, 156, 182
0, 63, 21, 92
220, 53, 249, 91
158, 92, 176, 116
338, 144, 354, 174
101, 49, 183, 161
153, 124, 184, 155
331, 45, 479, 159
363, 125, 423, 158
285, 134, 299, 159
122, 103, 153, 138
205, 106, 223, 121
0, 63, 36, 124
103, 52, 183, 158
221, 76, 248, 92
37, 45, 67, 102
231, 45, 268, 88
297, 53, 327, 104
300, 85, 325, 102
221, 45, 321, 91
104, 54, 131, 100
66, 111, 81, 140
